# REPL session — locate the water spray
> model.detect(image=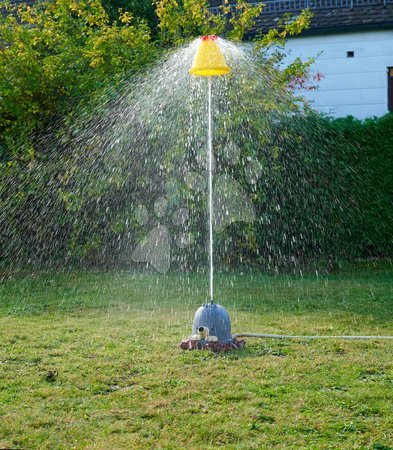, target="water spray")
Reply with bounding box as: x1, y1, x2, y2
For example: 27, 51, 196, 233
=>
180, 36, 393, 352
189, 34, 231, 305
